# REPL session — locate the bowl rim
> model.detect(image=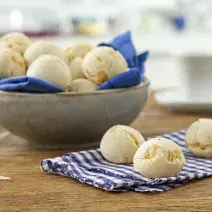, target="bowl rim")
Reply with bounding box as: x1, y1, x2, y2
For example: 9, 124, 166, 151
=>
0, 78, 150, 97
